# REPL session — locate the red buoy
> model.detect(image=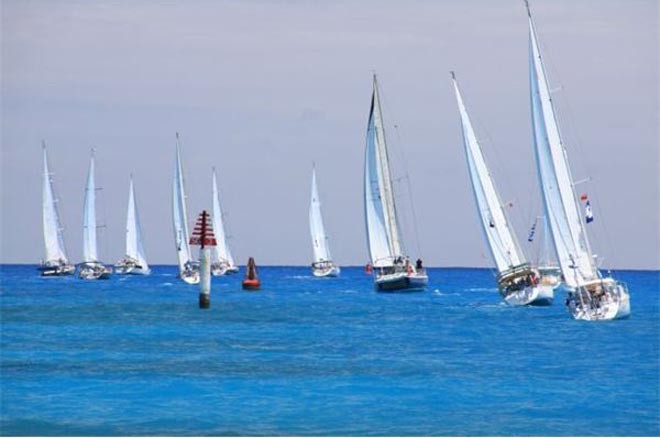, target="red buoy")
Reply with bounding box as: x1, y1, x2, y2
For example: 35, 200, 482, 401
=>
242, 257, 260, 290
